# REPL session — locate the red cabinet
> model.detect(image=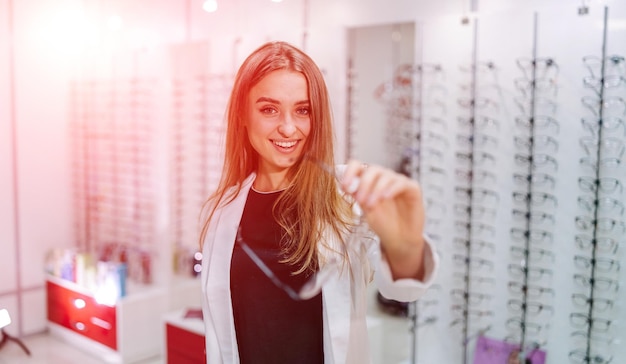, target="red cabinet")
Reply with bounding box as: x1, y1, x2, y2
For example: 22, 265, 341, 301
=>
163, 309, 206, 364
46, 275, 170, 363
47, 279, 117, 350
166, 323, 206, 363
